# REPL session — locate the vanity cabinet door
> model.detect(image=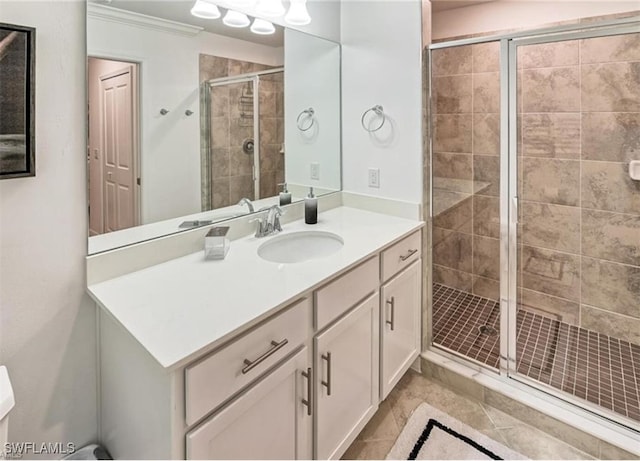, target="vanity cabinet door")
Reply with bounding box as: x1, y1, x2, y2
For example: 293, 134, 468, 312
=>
186, 347, 312, 460
314, 293, 379, 460
380, 261, 421, 400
